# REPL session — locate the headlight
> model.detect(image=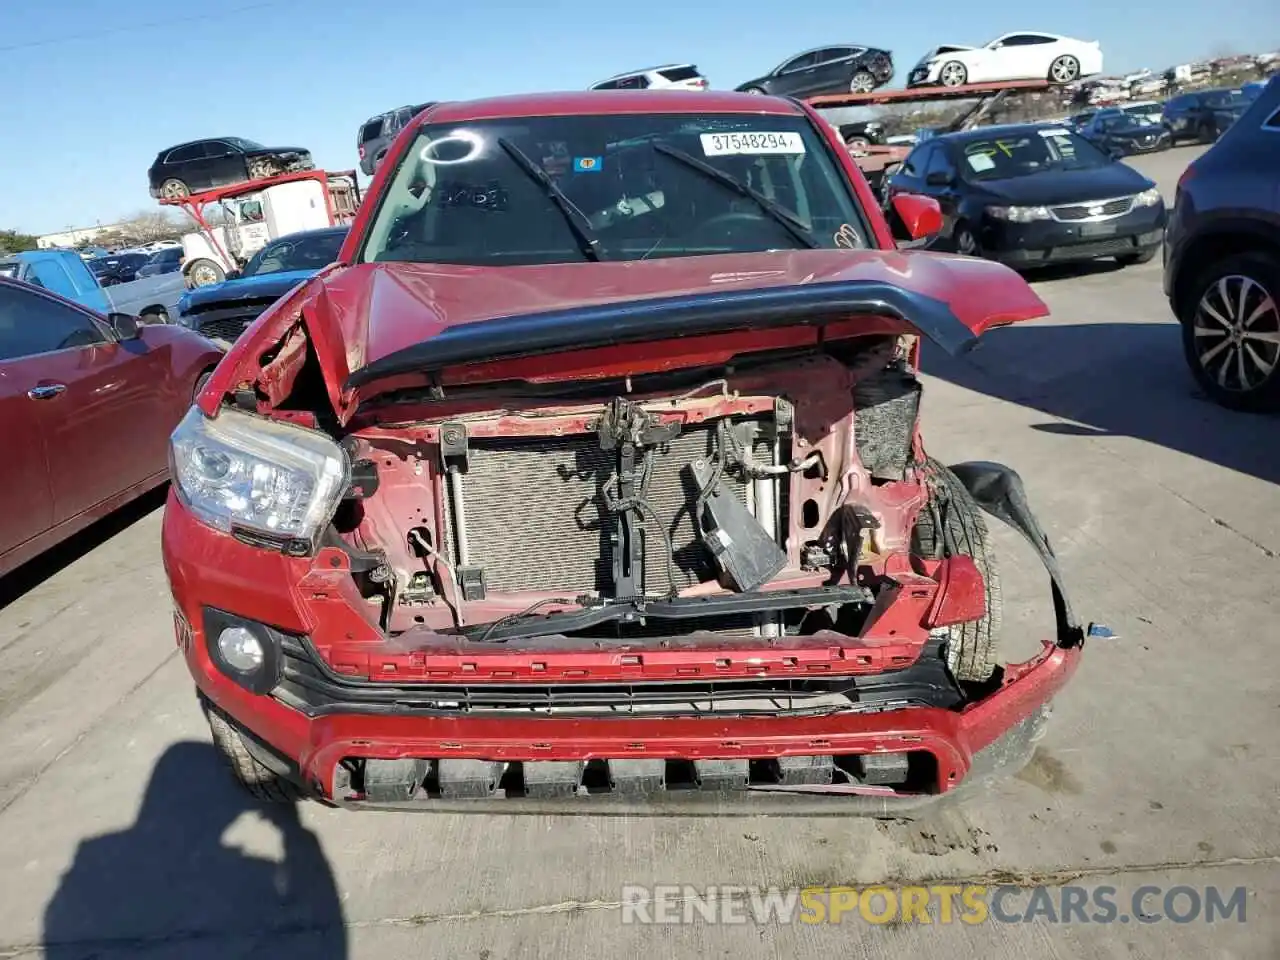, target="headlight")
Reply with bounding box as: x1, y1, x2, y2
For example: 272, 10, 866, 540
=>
986, 205, 1052, 223
1133, 187, 1163, 207
169, 405, 349, 552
